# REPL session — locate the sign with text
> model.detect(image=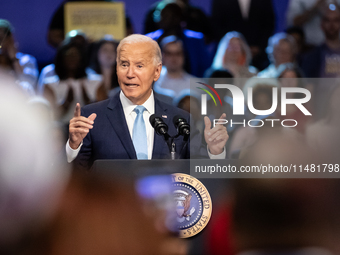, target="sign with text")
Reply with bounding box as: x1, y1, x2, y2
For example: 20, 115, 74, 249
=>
65, 2, 126, 41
